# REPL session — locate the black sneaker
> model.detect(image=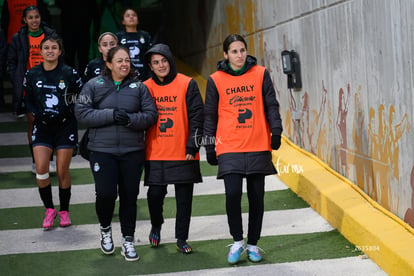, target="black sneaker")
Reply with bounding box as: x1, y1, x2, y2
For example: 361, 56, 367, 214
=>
176, 239, 192, 254
149, 227, 161, 247
100, 225, 115, 254
121, 236, 139, 261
